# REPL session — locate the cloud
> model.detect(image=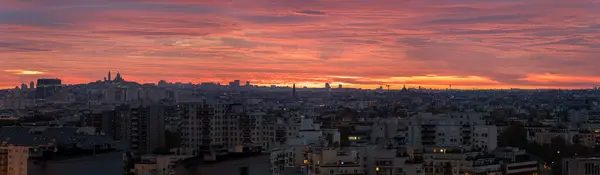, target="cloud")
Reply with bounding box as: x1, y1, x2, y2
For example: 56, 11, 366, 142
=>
426, 14, 532, 25
294, 10, 327, 16
4, 70, 45, 75
1, 0, 600, 89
